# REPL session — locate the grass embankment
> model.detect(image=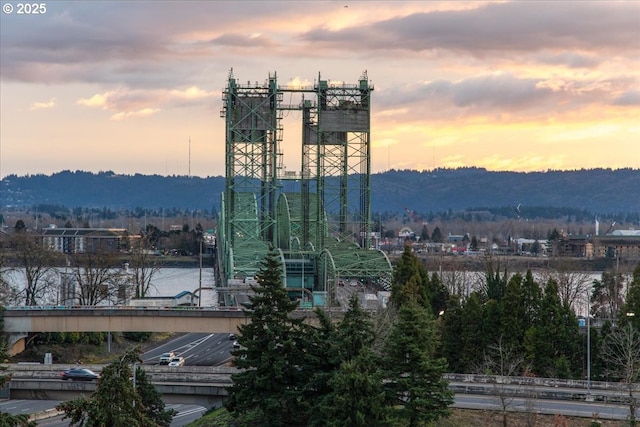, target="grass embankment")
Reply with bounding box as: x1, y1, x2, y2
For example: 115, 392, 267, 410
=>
9, 332, 176, 365
186, 407, 623, 427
